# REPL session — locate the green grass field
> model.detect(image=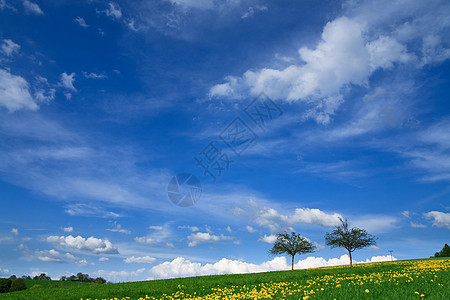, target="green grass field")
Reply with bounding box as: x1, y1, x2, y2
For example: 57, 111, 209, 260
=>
0, 258, 448, 300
